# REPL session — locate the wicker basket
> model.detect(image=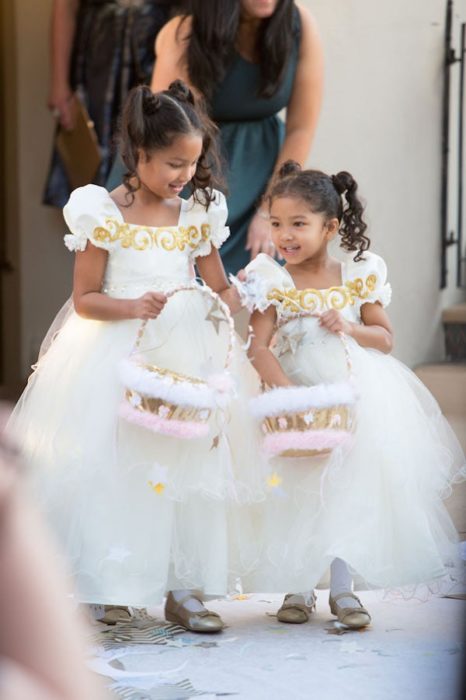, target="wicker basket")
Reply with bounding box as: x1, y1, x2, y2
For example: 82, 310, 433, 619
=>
119, 285, 235, 439
250, 318, 357, 458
